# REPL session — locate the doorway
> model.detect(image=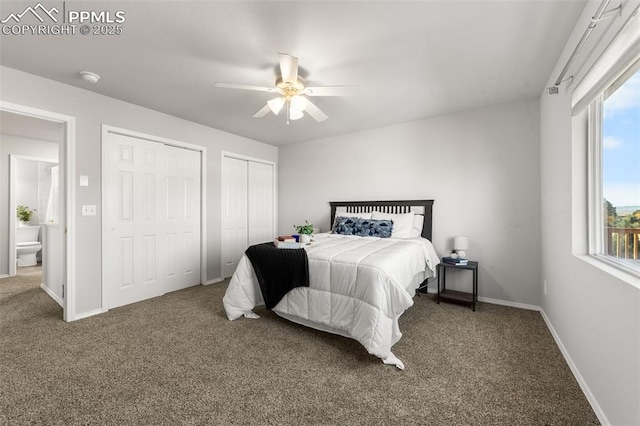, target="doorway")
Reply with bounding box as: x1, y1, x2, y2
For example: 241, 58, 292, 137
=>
9, 155, 61, 304
0, 101, 76, 321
